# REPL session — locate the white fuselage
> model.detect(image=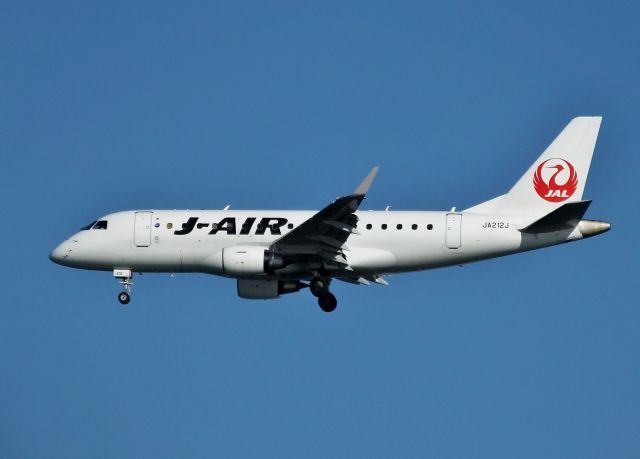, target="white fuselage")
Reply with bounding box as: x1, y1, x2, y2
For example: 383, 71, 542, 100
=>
50, 209, 591, 279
